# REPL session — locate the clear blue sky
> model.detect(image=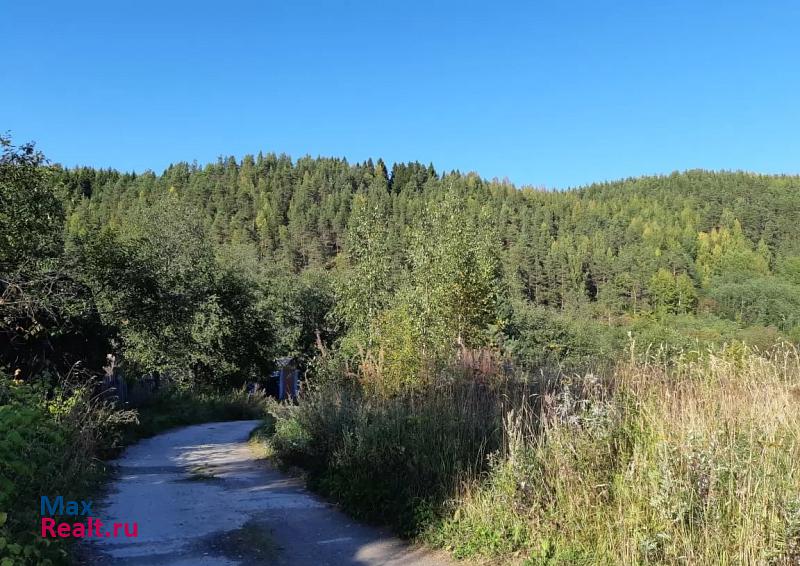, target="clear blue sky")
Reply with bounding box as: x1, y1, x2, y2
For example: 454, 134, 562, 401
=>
2, 1, 799, 188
